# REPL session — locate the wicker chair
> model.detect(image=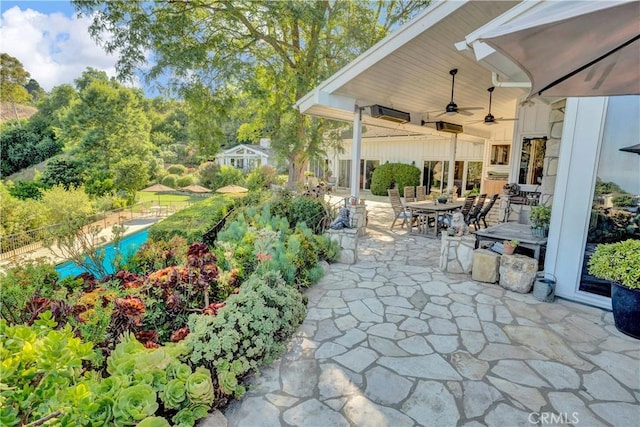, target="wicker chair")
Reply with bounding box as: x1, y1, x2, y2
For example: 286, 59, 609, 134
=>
416, 185, 427, 201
